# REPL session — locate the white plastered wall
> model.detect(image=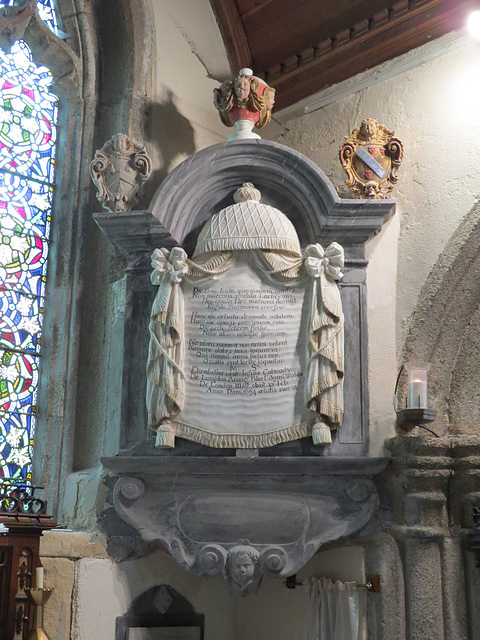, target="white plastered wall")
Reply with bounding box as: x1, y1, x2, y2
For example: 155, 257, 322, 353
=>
266, 36, 480, 454
149, 0, 231, 173
43, 532, 365, 640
